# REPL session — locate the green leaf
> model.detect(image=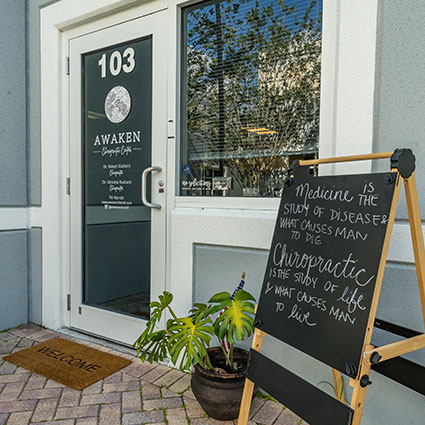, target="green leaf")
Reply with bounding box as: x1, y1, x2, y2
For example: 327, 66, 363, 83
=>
209, 289, 256, 344
168, 315, 214, 372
